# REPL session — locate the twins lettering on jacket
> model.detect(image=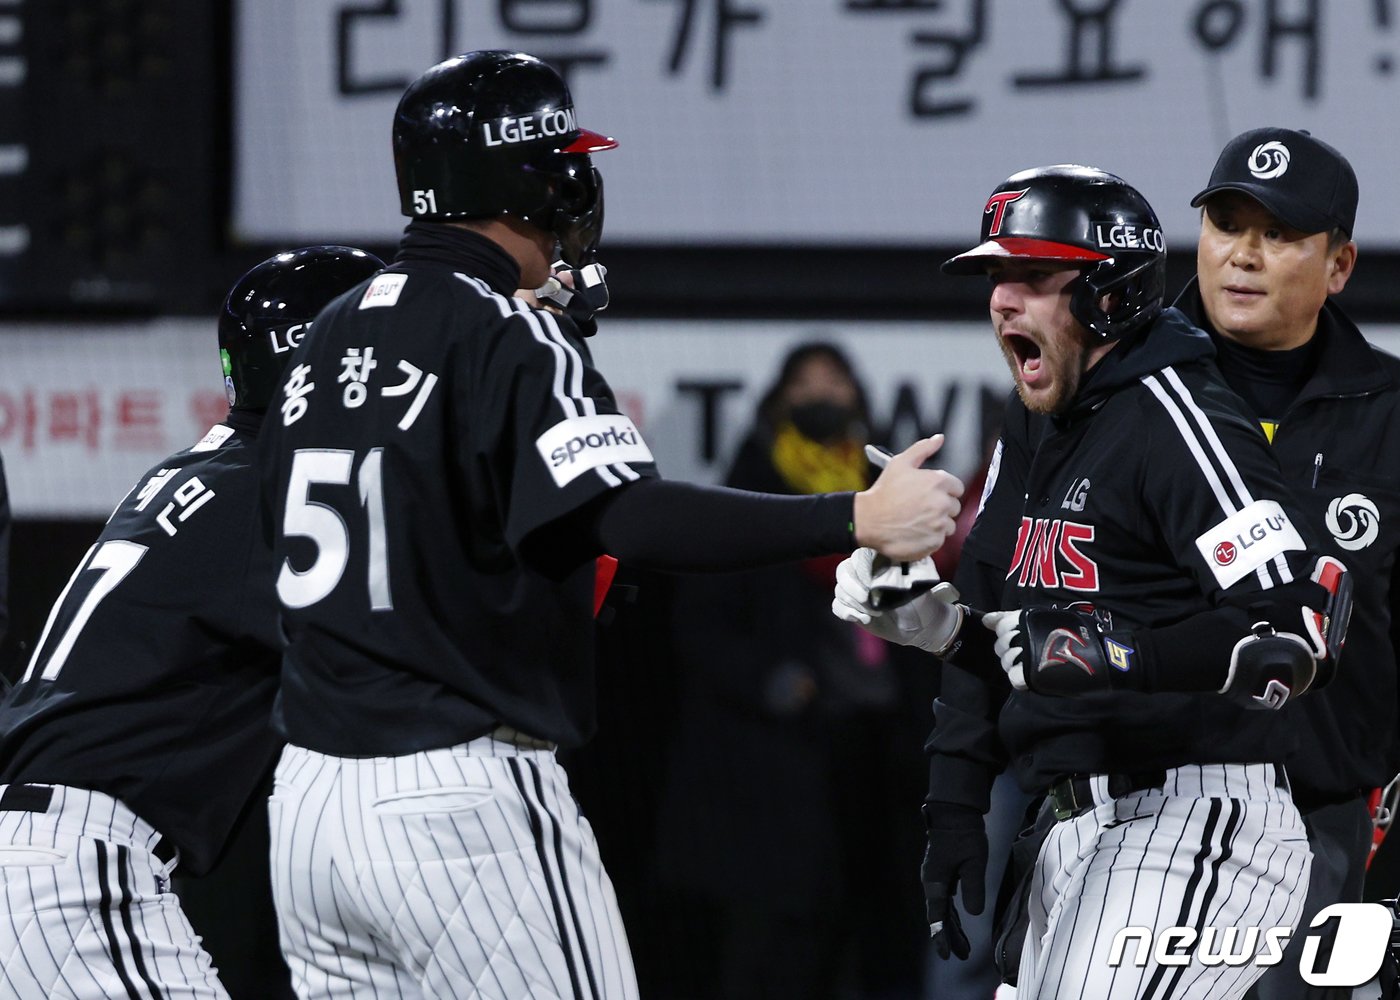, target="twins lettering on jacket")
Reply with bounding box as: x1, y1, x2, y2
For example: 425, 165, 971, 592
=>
1007, 517, 1100, 591
1006, 475, 1101, 591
